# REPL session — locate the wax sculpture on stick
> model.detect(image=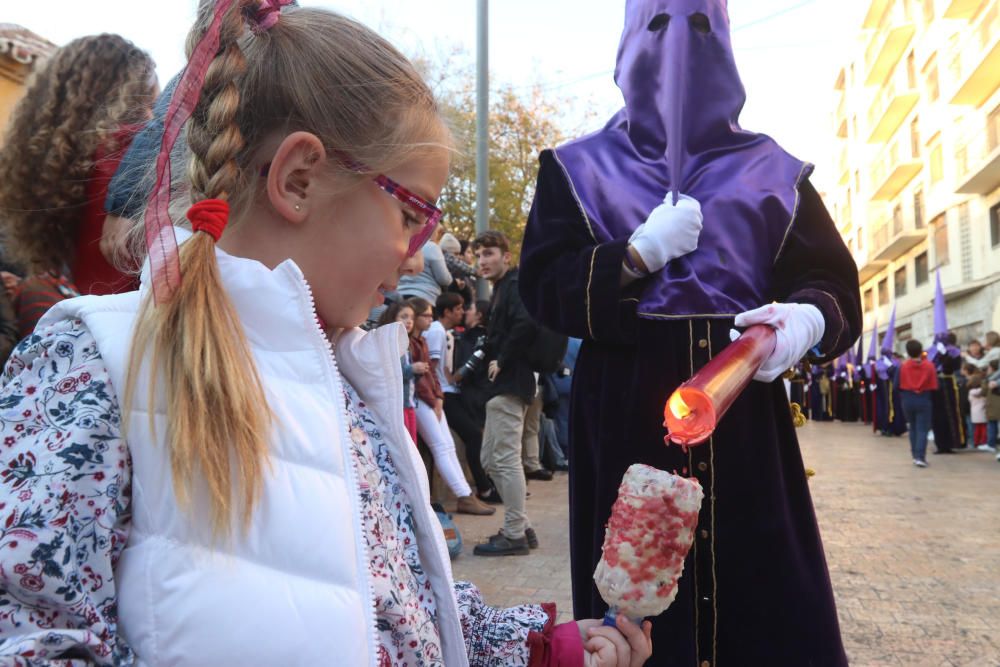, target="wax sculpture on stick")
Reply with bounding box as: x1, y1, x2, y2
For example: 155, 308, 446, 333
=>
594, 464, 703, 625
